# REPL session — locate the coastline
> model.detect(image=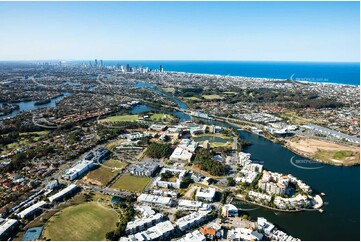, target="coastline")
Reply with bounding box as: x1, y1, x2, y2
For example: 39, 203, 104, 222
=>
50, 60, 360, 86
164, 71, 359, 87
